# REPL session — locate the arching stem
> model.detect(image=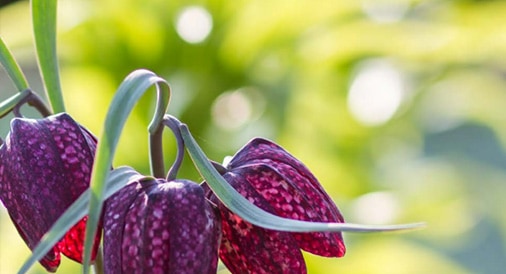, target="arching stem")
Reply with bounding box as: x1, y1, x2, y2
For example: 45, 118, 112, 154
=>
0, 89, 52, 119
163, 115, 185, 181
149, 124, 165, 178
27, 90, 53, 117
